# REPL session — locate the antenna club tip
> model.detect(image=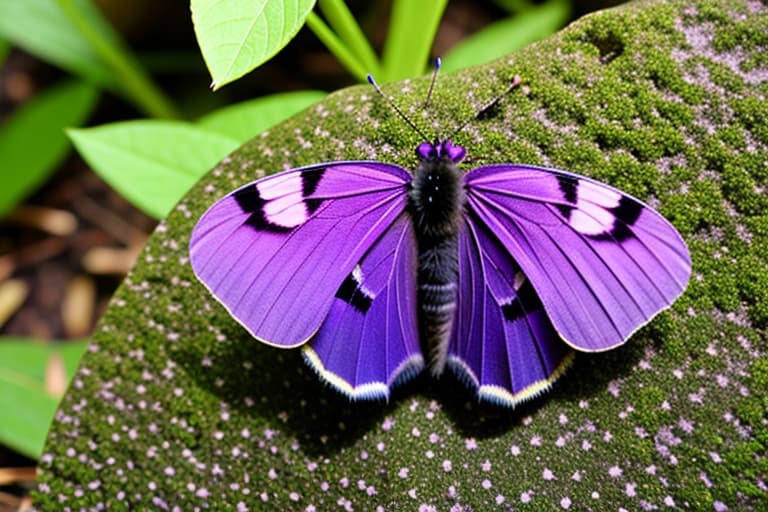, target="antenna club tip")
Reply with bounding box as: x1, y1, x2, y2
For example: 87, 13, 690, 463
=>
435, 56, 442, 69
512, 75, 522, 86
367, 74, 383, 94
